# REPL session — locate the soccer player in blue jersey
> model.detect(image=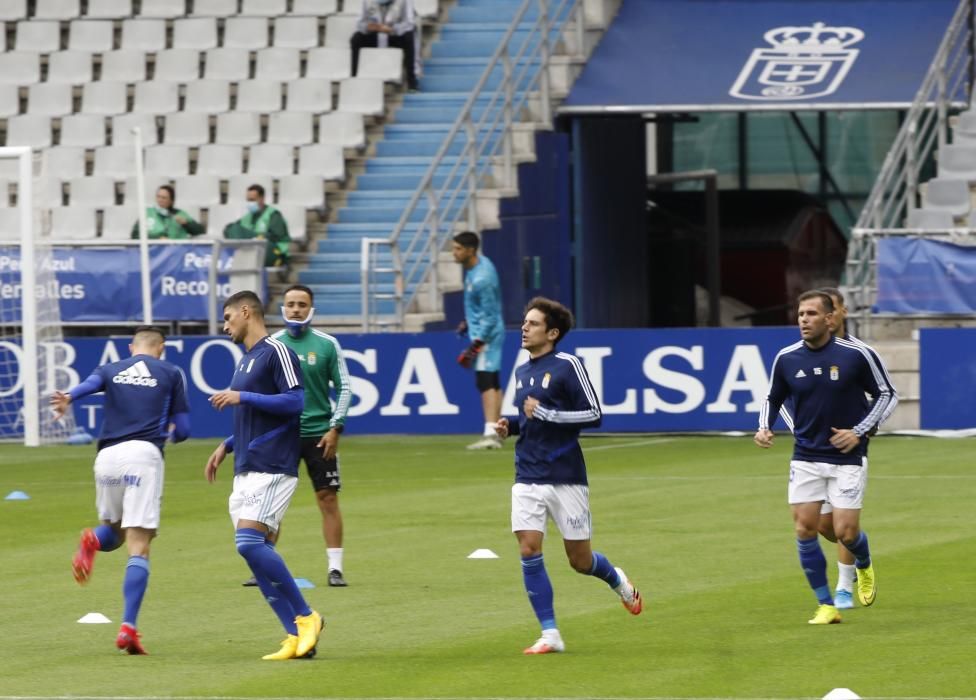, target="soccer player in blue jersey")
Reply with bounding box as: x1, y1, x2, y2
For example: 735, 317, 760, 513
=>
51, 326, 190, 655
452, 231, 506, 450
203, 290, 324, 661
756, 290, 894, 624
779, 288, 899, 609
495, 297, 642, 655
